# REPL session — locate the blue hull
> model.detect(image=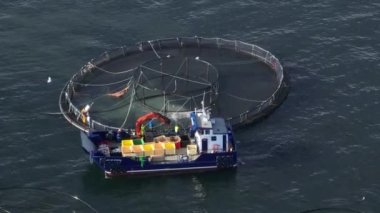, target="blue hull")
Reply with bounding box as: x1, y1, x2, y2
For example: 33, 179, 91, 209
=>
90, 152, 237, 177
80, 111, 239, 177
